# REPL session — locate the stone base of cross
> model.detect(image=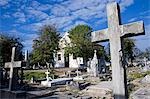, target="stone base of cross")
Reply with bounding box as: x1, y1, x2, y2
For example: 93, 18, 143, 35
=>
91, 2, 145, 99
